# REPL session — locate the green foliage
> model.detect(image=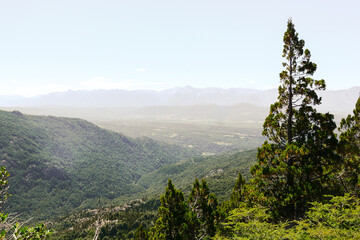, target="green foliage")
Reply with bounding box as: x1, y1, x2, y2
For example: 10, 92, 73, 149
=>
148, 179, 222, 240
11, 222, 52, 240
251, 19, 340, 219
0, 167, 52, 240
134, 224, 149, 240
297, 194, 360, 235
338, 96, 360, 194
0, 167, 10, 211
263, 19, 325, 146
220, 172, 246, 215
216, 195, 360, 239
138, 150, 257, 202
216, 206, 289, 240
149, 179, 191, 240
215, 19, 360, 239
52, 199, 158, 240
188, 178, 219, 239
